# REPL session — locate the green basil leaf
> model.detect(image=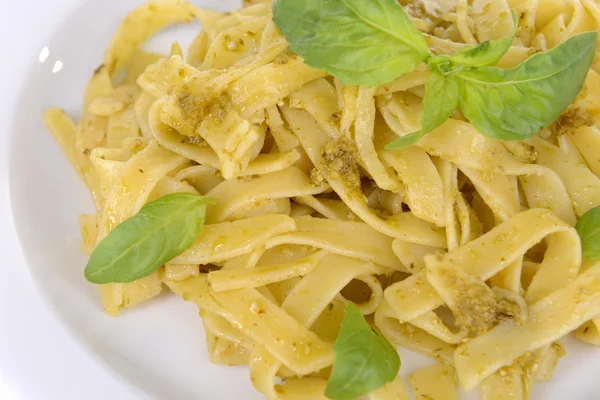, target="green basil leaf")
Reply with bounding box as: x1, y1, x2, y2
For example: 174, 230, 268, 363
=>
385, 131, 426, 150
385, 72, 460, 149
325, 303, 400, 400
456, 31, 598, 140
449, 9, 518, 68
576, 205, 600, 259
421, 72, 460, 134
272, 0, 430, 86
85, 193, 217, 284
